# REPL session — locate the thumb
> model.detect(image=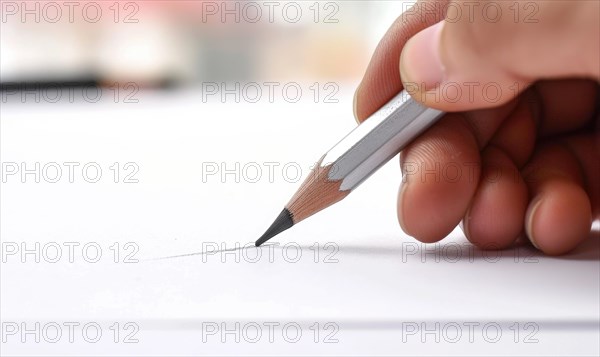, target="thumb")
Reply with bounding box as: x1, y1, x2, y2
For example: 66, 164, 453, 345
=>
400, 0, 600, 111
